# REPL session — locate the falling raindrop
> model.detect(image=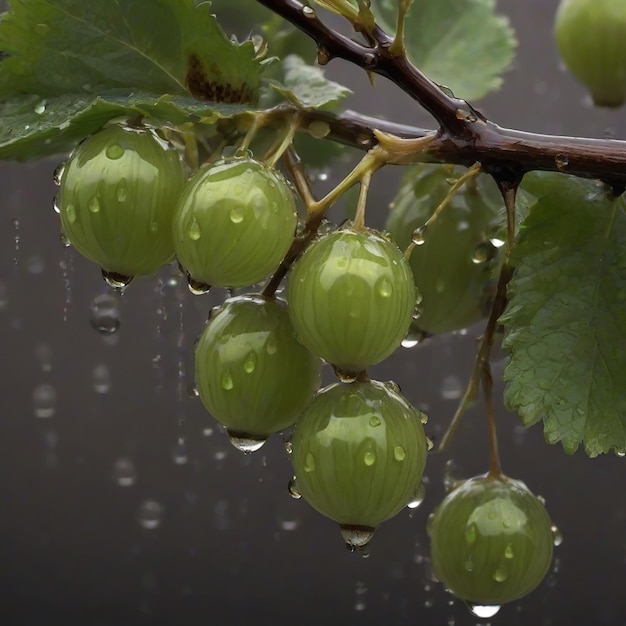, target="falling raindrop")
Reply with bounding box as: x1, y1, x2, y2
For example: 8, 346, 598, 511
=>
92, 363, 111, 393
354, 580, 367, 611
33, 384, 57, 418
112, 457, 137, 487
137, 500, 163, 529
172, 438, 189, 465
90, 292, 121, 335
440, 375, 463, 400
35, 343, 53, 372
279, 519, 299, 531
